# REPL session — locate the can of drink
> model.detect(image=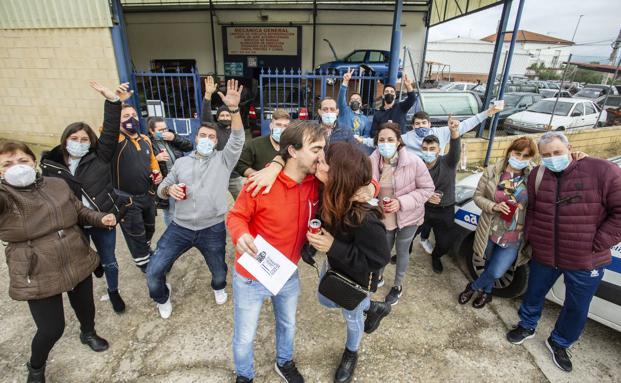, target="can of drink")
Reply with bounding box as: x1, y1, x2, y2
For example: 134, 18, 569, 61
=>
382, 197, 392, 206
150, 170, 160, 183
493, 100, 505, 111
308, 219, 322, 234
178, 183, 187, 200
